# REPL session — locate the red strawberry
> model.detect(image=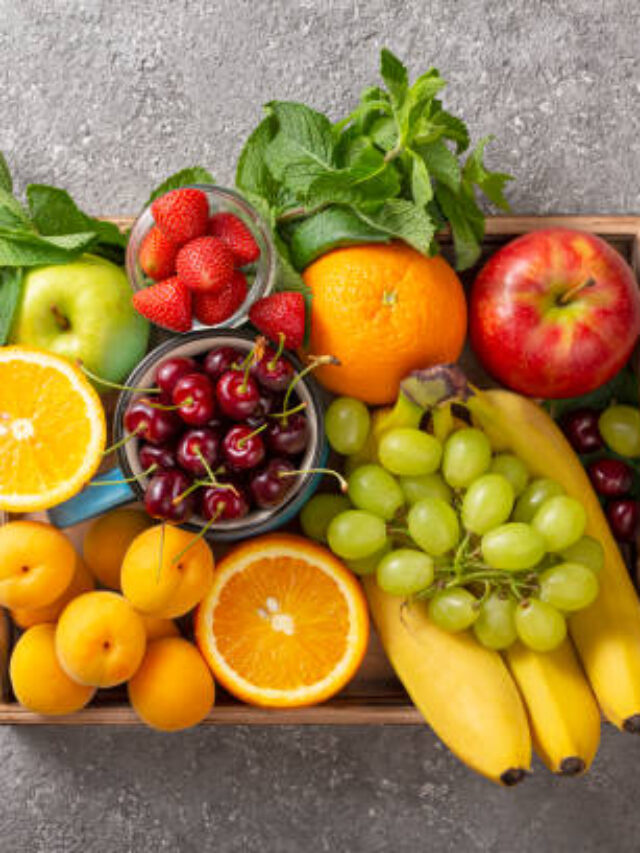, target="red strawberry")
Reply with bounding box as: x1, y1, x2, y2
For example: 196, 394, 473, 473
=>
248, 291, 305, 350
138, 226, 179, 281
209, 212, 260, 266
151, 188, 209, 245
132, 277, 192, 332
176, 236, 235, 293
193, 271, 248, 326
